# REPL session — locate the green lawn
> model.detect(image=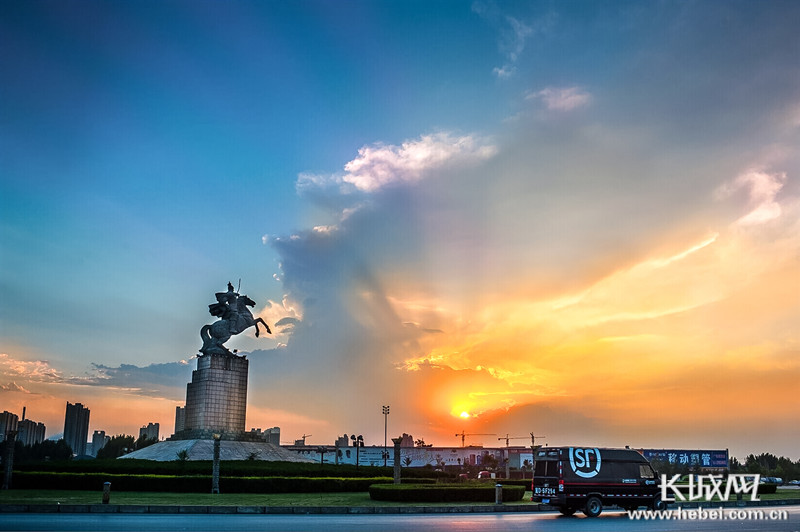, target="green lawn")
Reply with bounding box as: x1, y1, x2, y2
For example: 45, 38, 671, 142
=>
2, 489, 796, 507
0, 490, 536, 507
